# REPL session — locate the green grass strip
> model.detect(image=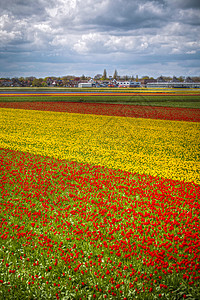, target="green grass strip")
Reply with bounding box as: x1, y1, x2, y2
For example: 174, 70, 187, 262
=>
0, 95, 200, 108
